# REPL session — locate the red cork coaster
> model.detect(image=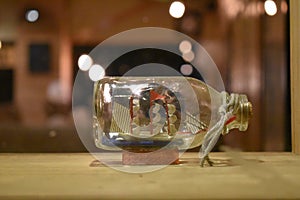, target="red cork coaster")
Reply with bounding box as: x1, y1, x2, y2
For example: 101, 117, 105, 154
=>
122, 148, 179, 165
